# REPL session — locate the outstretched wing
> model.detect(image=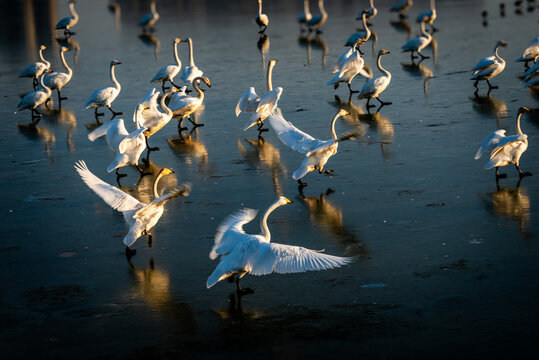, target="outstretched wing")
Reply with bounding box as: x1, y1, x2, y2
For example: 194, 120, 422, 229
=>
250, 242, 354, 276
74, 160, 142, 212
235, 87, 260, 116
490, 134, 527, 157
266, 108, 324, 154
118, 128, 146, 154
134, 184, 191, 220
210, 208, 258, 260
474, 129, 506, 160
